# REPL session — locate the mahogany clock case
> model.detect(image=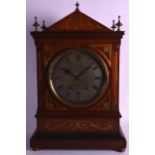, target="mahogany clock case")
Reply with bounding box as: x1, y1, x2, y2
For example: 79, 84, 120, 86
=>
29, 5, 127, 152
